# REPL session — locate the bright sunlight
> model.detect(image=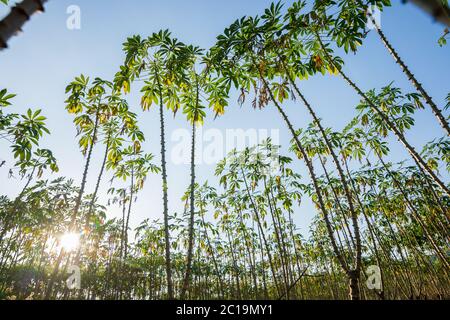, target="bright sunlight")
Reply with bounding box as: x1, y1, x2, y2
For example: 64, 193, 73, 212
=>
59, 232, 80, 252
